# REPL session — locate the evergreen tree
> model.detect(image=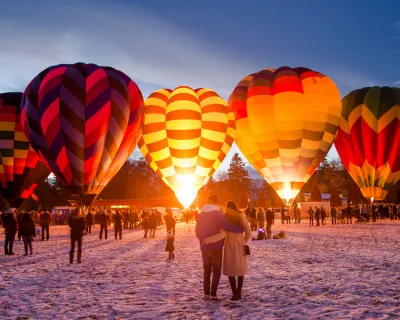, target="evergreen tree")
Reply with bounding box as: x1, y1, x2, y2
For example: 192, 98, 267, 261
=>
227, 153, 251, 205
